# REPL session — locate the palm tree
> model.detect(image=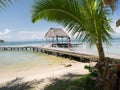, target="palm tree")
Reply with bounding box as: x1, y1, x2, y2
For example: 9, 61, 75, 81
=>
31, 0, 114, 89
0, 0, 15, 11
